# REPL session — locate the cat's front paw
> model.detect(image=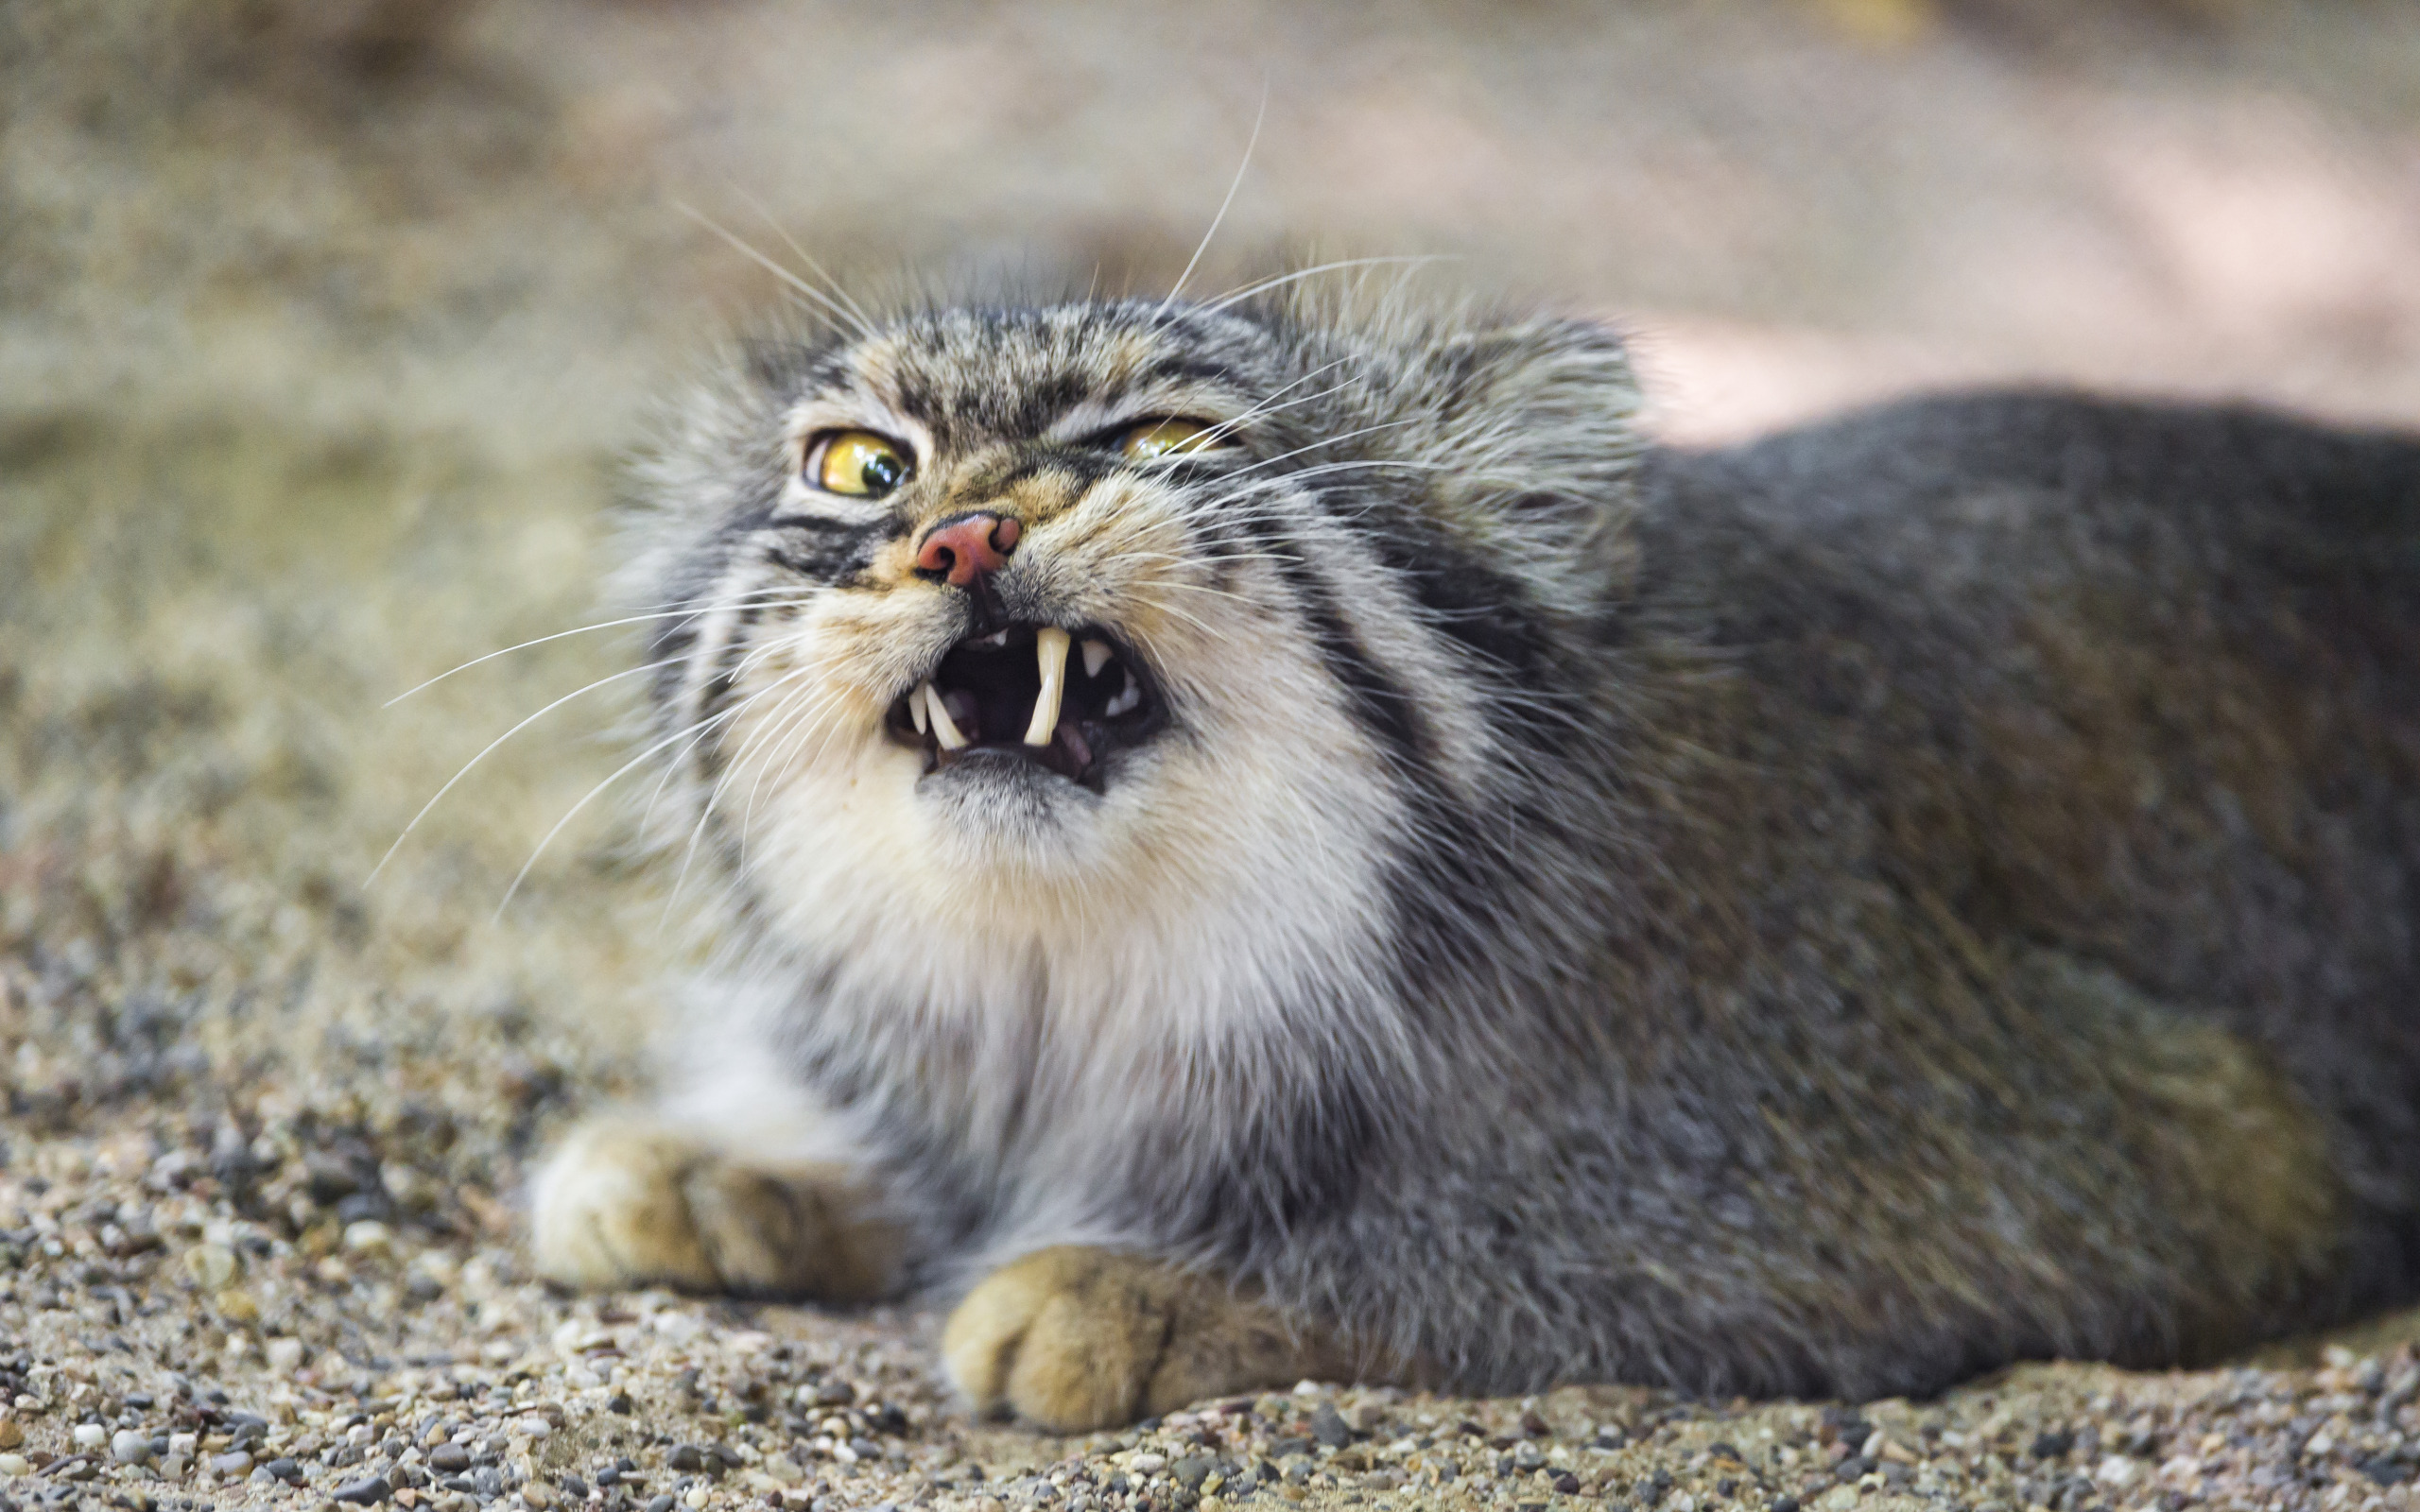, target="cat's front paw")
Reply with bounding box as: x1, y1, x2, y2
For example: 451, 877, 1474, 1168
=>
942, 1246, 1347, 1431
530, 1117, 896, 1300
